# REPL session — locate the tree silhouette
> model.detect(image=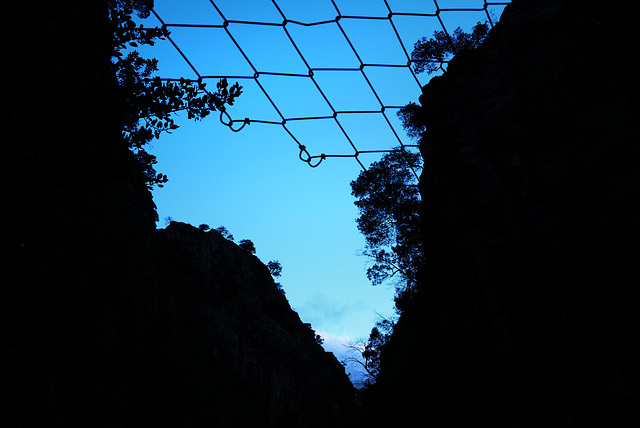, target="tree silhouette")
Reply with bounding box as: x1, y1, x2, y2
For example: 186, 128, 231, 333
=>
344, 317, 394, 388
396, 102, 426, 141
238, 239, 256, 254
411, 21, 489, 75
109, 1, 242, 188
267, 260, 282, 278
214, 226, 235, 241
350, 149, 423, 308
